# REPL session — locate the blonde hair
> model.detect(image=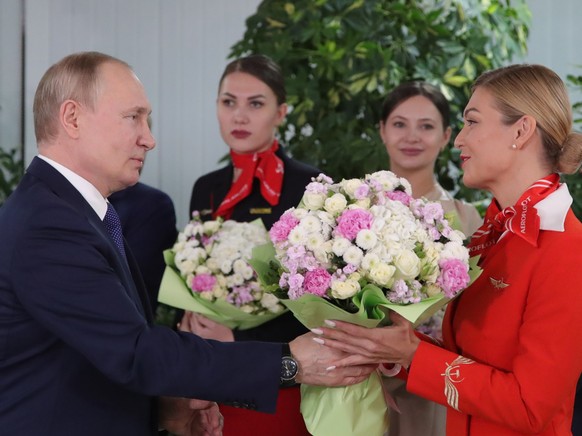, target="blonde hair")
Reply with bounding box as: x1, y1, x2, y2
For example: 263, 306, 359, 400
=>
33, 51, 130, 143
473, 64, 582, 174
